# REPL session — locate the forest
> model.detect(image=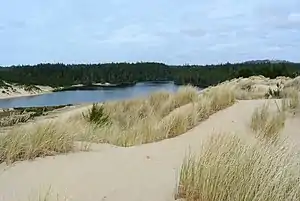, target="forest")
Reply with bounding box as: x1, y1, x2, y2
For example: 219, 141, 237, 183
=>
0, 61, 300, 87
